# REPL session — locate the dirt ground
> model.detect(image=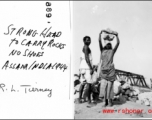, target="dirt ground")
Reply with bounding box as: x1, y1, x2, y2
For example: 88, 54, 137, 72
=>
74, 80, 152, 119
74, 96, 152, 119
